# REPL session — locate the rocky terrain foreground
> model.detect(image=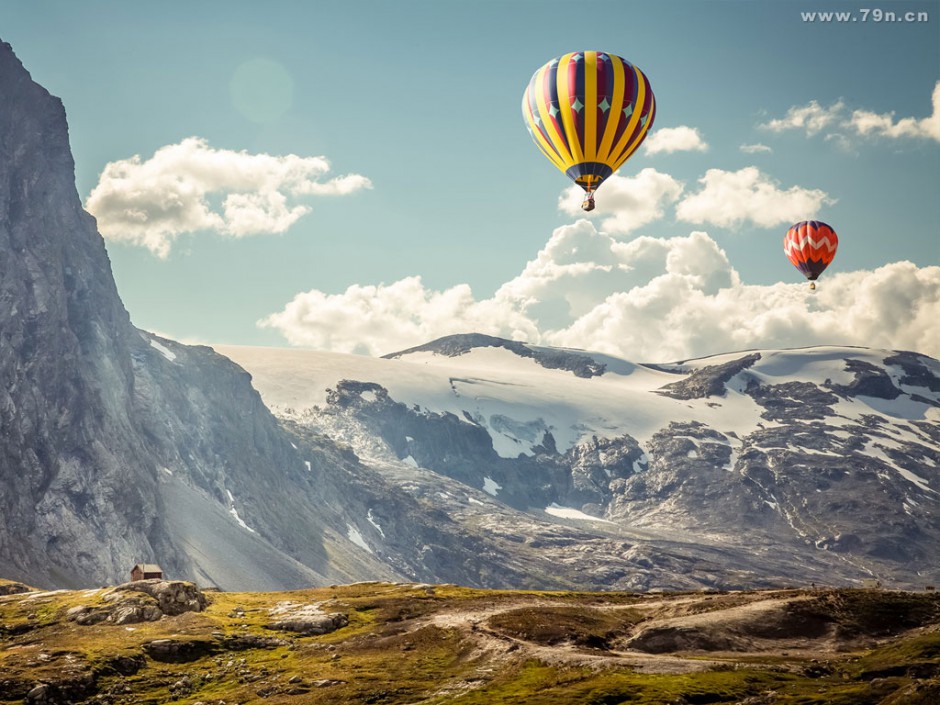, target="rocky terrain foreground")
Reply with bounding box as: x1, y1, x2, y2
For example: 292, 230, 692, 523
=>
1, 578, 938, 704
